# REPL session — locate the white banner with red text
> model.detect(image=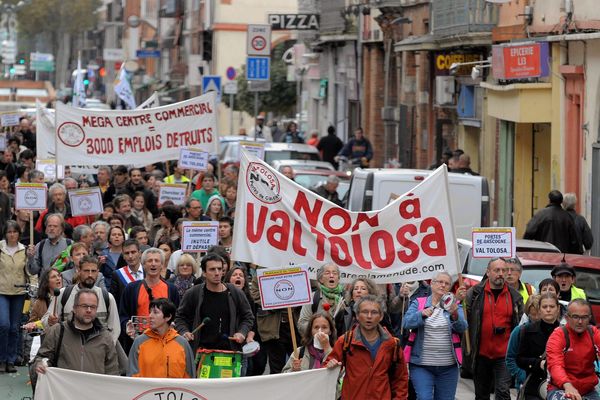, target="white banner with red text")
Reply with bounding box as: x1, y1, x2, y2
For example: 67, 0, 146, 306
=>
54, 92, 218, 166
35, 367, 338, 400
231, 151, 460, 284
